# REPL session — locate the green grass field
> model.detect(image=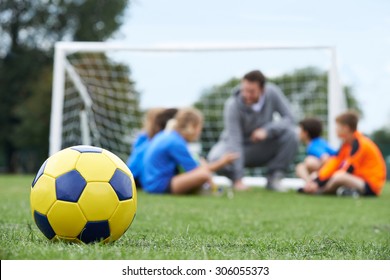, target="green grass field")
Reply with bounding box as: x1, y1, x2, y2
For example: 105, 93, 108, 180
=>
0, 175, 389, 260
